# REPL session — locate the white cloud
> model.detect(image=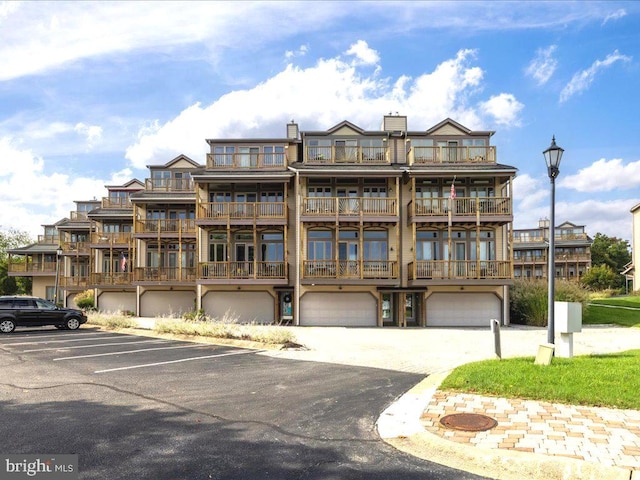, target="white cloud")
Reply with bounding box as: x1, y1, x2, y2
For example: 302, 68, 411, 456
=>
125, 48, 507, 168
285, 44, 309, 60
525, 45, 557, 85
559, 158, 640, 192
603, 8, 626, 24
555, 199, 635, 241
74, 123, 103, 150
345, 40, 380, 66
560, 50, 632, 103
478, 93, 524, 126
